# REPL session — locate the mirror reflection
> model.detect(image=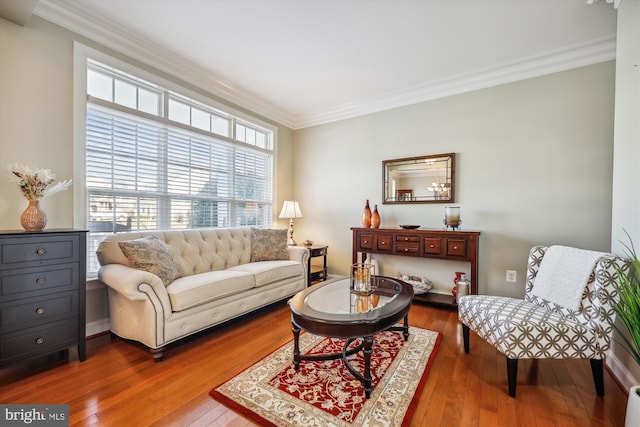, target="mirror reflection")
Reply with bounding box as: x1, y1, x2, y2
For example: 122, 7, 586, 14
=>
382, 153, 455, 204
